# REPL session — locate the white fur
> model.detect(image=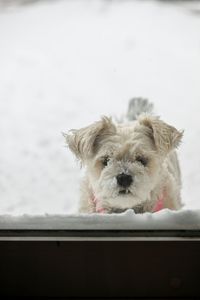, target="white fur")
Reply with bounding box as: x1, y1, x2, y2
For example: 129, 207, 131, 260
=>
65, 101, 183, 214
